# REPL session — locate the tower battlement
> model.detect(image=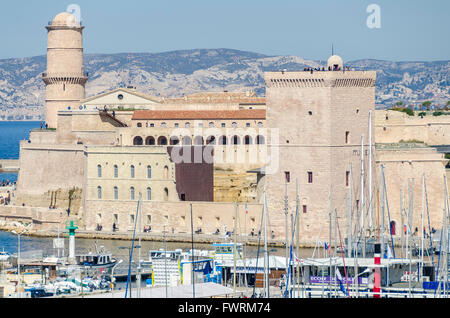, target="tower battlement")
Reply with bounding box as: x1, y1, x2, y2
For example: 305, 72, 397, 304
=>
265, 70, 377, 88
